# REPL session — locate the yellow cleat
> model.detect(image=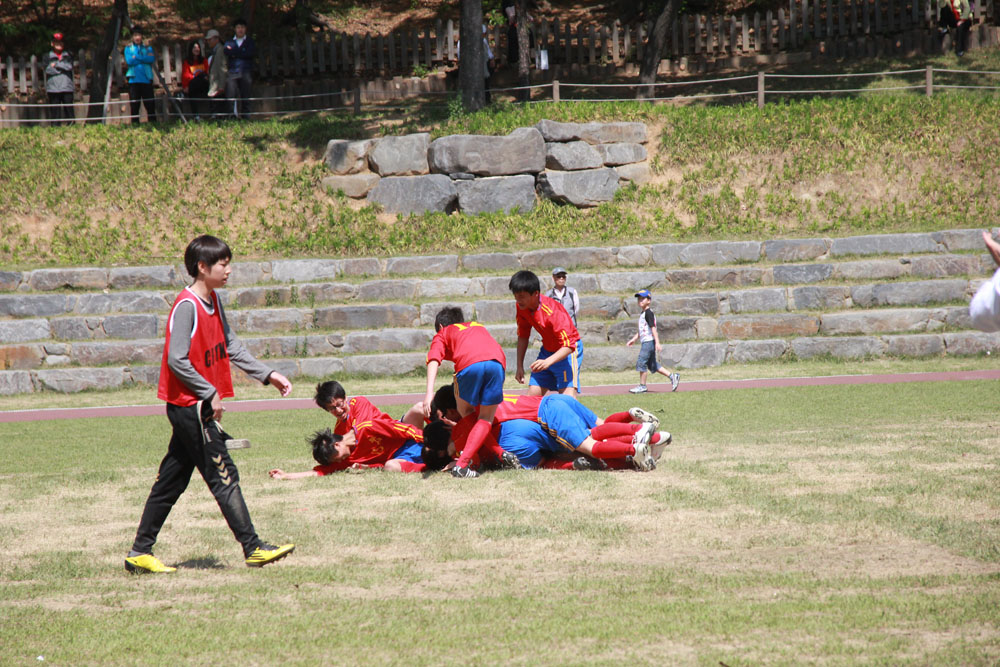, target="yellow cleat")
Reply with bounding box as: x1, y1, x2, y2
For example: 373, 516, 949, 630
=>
245, 543, 295, 568
125, 554, 177, 574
